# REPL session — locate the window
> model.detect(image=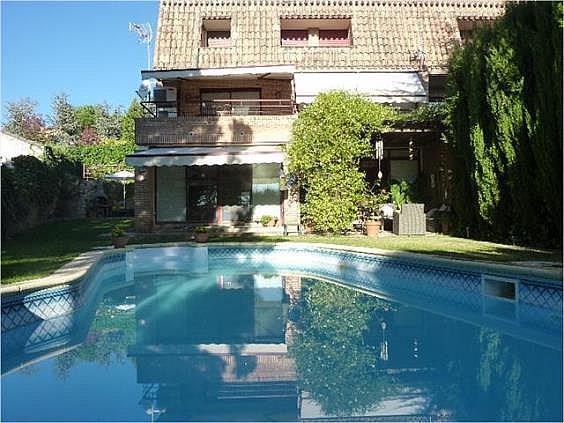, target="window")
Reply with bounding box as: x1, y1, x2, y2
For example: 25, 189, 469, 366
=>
202, 19, 231, 47
156, 167, 186, 222
280, 18, 351, 47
